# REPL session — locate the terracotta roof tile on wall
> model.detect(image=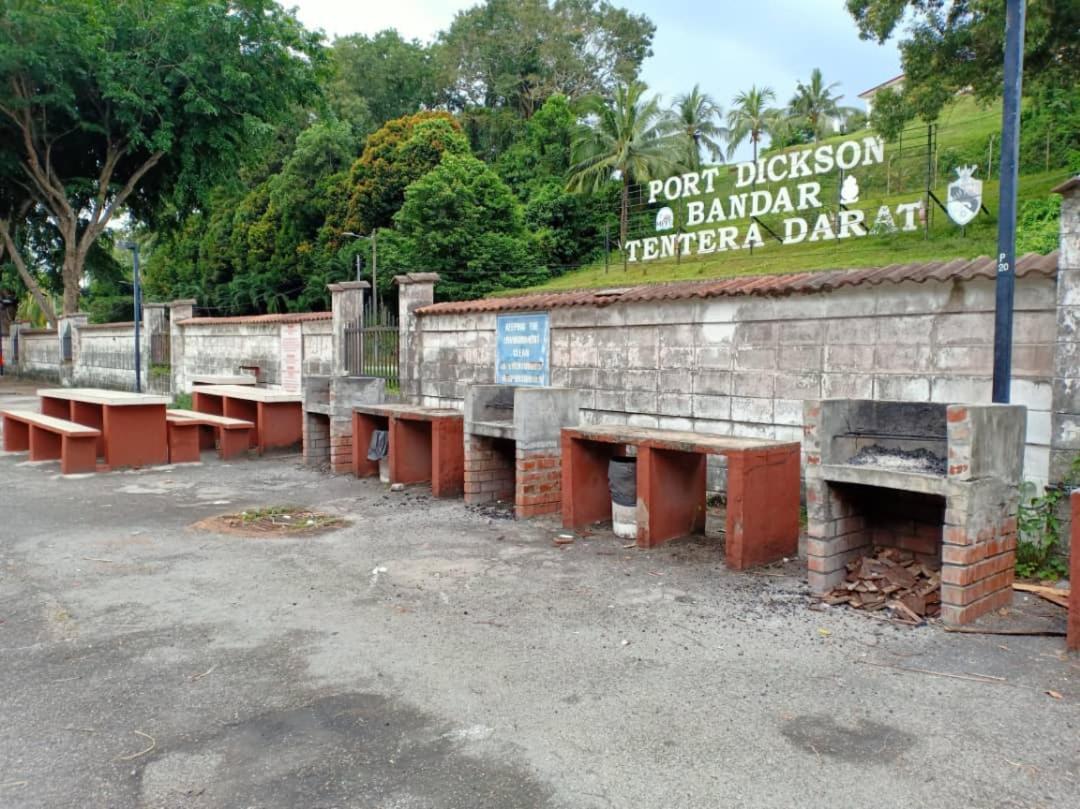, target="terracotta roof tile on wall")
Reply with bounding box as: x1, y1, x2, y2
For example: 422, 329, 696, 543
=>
418, 252, 1059, 316
177, 311, 332, 326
